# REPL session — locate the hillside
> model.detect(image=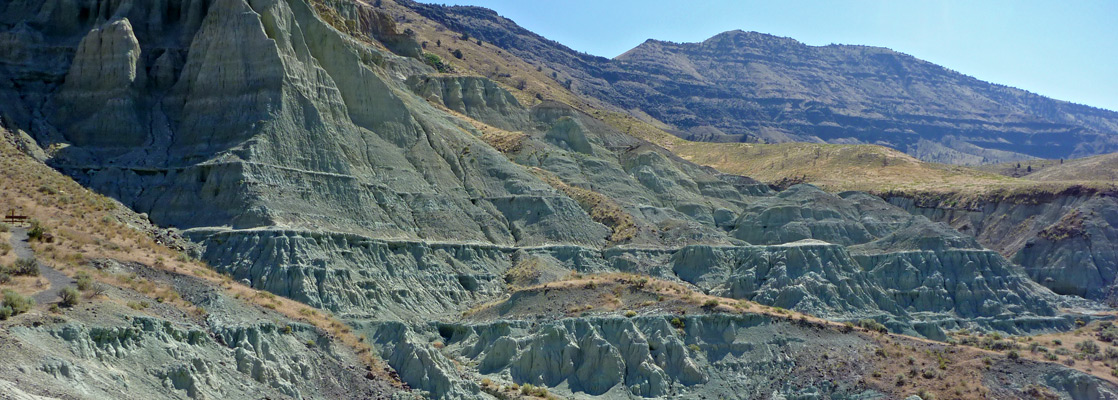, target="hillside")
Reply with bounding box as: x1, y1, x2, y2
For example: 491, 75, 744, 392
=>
1023, 152, 1118, 182
389, 0, 1118, 309
0, 129, 406, 398
0, 0, 1116, 399
398, 2, 1118, 164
